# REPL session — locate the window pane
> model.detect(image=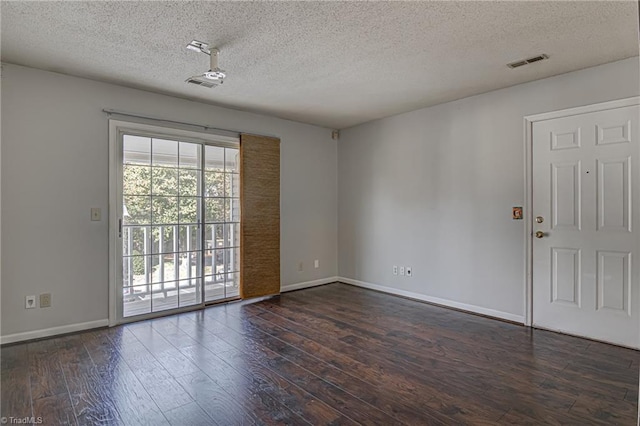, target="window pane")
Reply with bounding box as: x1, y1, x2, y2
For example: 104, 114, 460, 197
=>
123, 165, 151, 195
152, 167, 178, 196
179, 197, 199, 224
205, 198, 225, 223
228, 199, 240, 222
225, 223, 239, 247
125, 255, 151, 285
151, 225, 175, 254
205, 275, 225, 301
226, 272, 240, 298
214, 249, 224, 275
152, 281, 178, 312
204, 249, 213, 276
123, 285, 151, 317
179, 278, 201, 307
150, 255, 162, 283
205, 224, 224, 249
178, 225, 200, 252
152, 139, 178, 167
204, 172, 226, 197
122, 256, 133, 287
228, 173, 240, 197
230, 247, 240, 272
124, 135, 151, 165
225, 148, 239, 173
150, 254, 182, 283
224, 248, 239, 273
179, 142, 201, 169
179, 252, 200, 280
205, 145, 225, 171
179, 169, 200, 196
124, 196, 150, 225
152, 196, 178, 224
123, 226, 148, 256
